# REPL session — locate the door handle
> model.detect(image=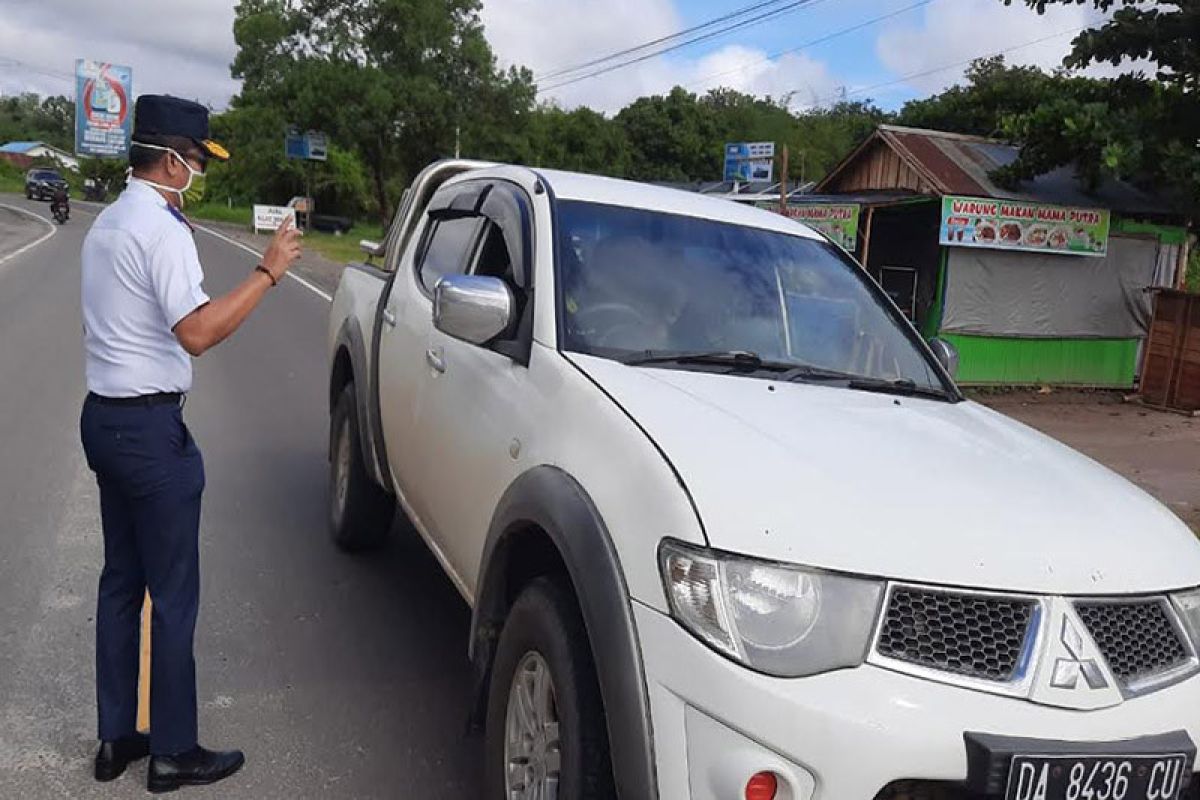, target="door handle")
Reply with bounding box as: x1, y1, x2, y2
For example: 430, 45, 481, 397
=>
426, 347, 446, 374
382, 308, 397, 328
